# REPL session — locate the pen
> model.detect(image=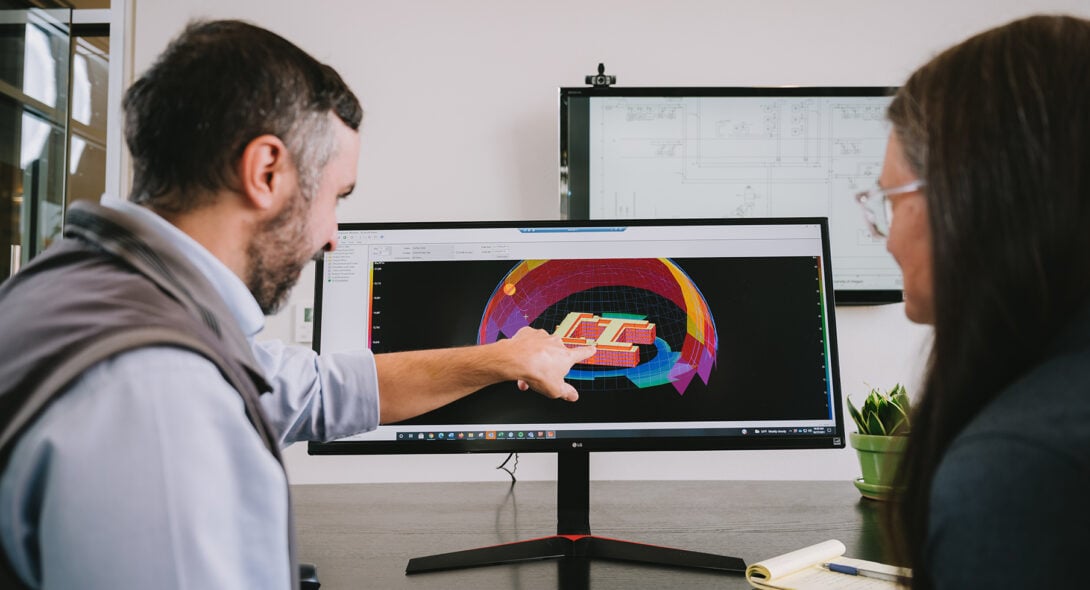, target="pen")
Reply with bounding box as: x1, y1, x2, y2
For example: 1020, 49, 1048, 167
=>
822, 562, 911, 585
